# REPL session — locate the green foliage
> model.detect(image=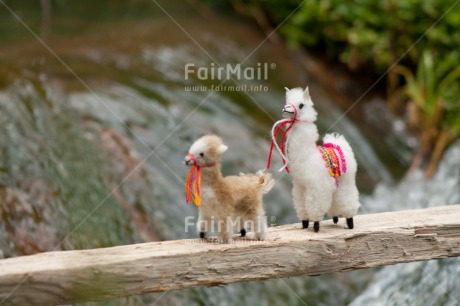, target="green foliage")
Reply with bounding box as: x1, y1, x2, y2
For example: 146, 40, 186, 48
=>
277, 0, 460, 74
212, 0, 460, 154
395, 51, 460, 137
